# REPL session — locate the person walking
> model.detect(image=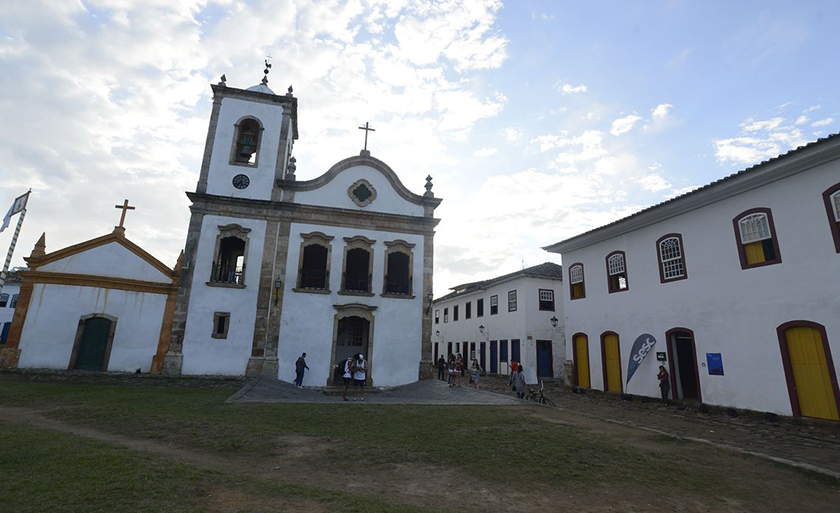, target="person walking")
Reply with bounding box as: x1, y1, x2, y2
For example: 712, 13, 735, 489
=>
513, 365, 527, 399
657, 365, 671, 404
447, 355, 456, 387
342, 355, 355, 401
436, 355, 446, 381
294, 353, 309, 388
509, 359, 519, 386
470, 359, 482, 389
454, 354, 463, 387
353, 353, 368, 401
